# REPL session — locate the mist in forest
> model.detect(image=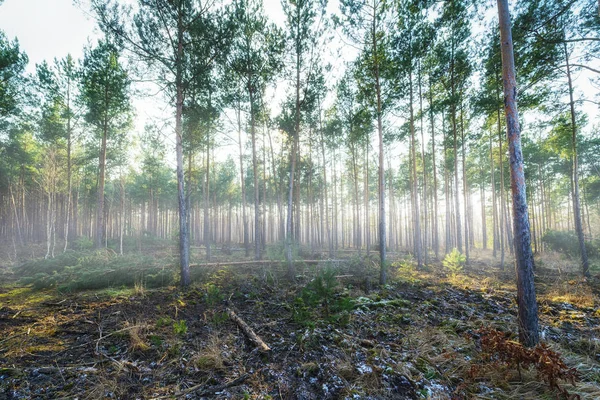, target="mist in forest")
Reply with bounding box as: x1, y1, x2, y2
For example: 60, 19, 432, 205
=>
1, 0, 600, 398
